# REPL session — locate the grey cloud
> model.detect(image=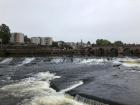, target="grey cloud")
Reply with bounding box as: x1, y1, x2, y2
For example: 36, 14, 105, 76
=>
0, 0, 140, 43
